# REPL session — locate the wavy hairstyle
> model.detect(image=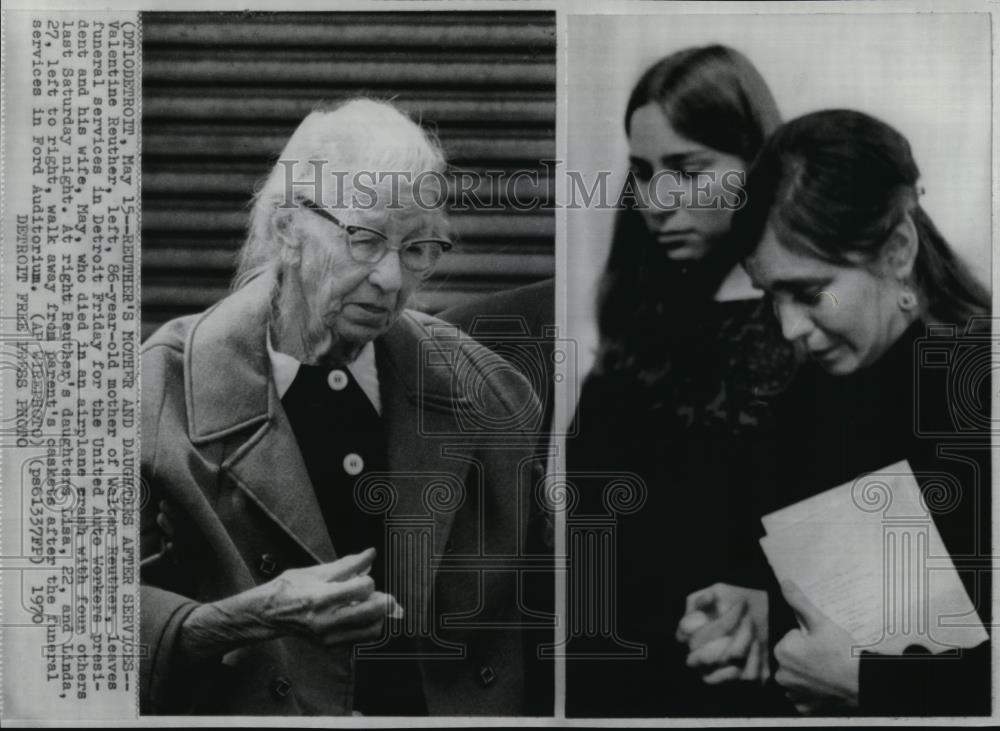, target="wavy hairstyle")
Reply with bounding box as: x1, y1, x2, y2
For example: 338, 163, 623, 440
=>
233, 97, 448, 290
595, 45, 781, 386
732, 109, 989, 326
